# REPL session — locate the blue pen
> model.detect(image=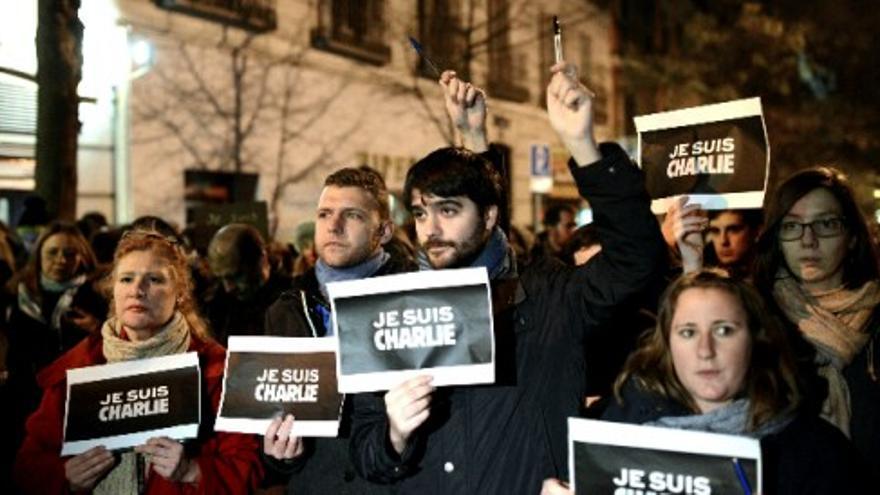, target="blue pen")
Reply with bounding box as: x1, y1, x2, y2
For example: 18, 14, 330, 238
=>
408, 36, 442, 77
732, 457, 753, 495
